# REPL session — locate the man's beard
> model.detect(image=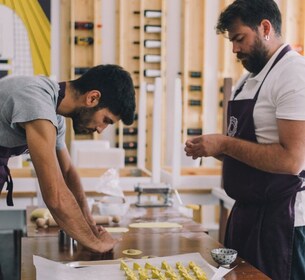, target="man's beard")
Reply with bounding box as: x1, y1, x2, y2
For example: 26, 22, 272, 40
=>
237, 36, 269, 75
68, 107, 97, 134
